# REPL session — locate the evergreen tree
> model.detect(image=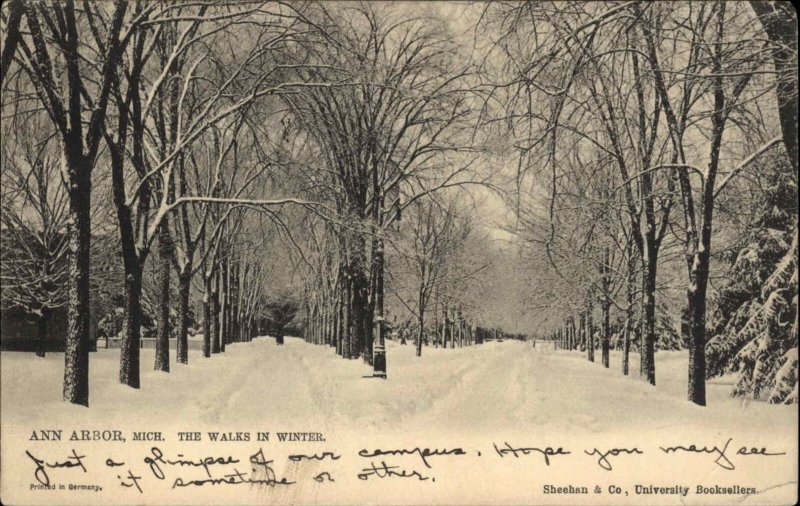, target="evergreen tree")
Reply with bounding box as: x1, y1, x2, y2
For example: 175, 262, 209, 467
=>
706, 160, 798, 403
